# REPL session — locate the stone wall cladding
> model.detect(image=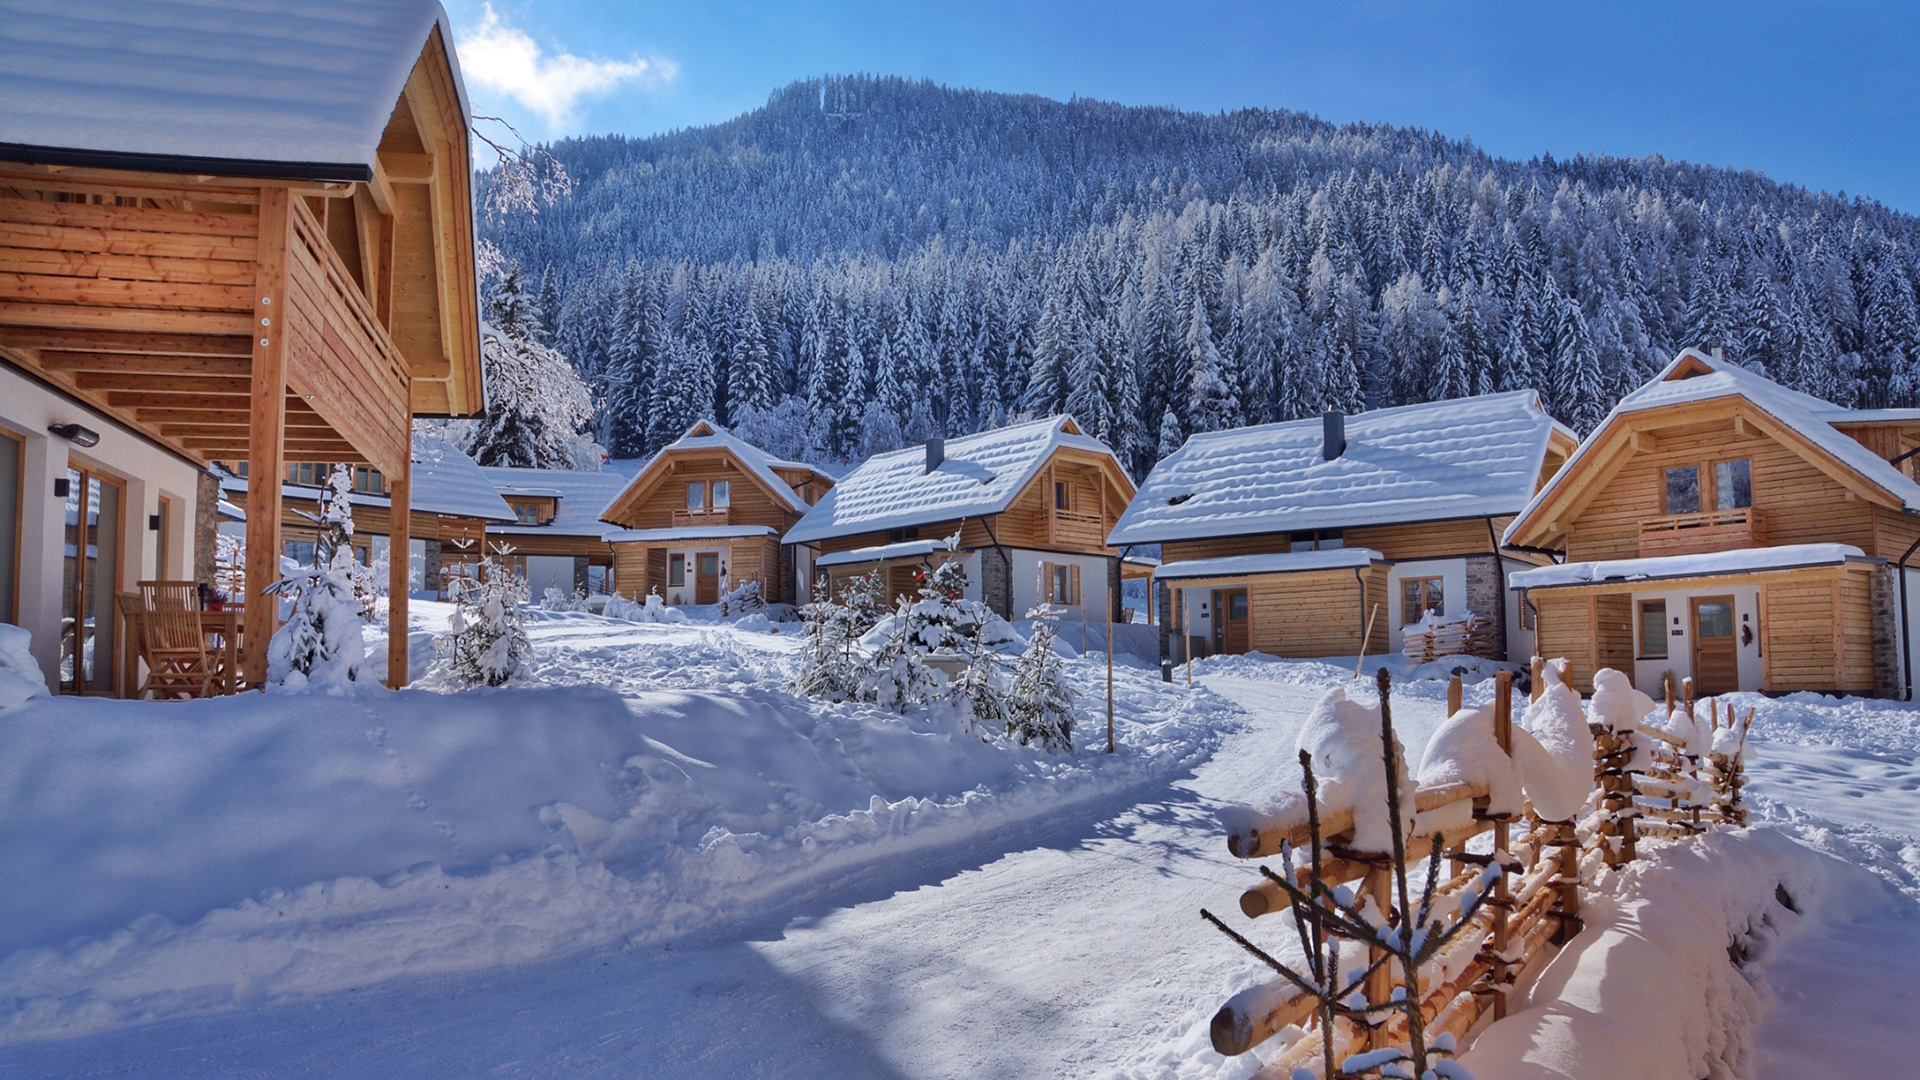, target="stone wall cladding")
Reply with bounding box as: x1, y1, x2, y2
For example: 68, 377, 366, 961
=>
423, 539, 442, 594
1872, 565, 1900, 700
1465, 554, 1506, 659
193, 470, 219, 585
980, 545, 1012, 618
